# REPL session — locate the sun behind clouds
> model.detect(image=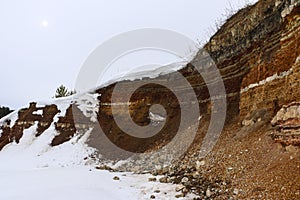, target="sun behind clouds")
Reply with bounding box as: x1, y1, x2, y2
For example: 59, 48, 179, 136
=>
41, 20, 49, 28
